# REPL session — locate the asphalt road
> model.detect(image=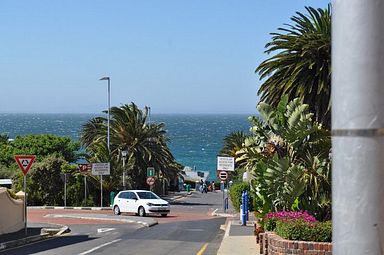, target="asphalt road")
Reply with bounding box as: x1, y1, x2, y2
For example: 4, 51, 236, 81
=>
1, 191, 228, 255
